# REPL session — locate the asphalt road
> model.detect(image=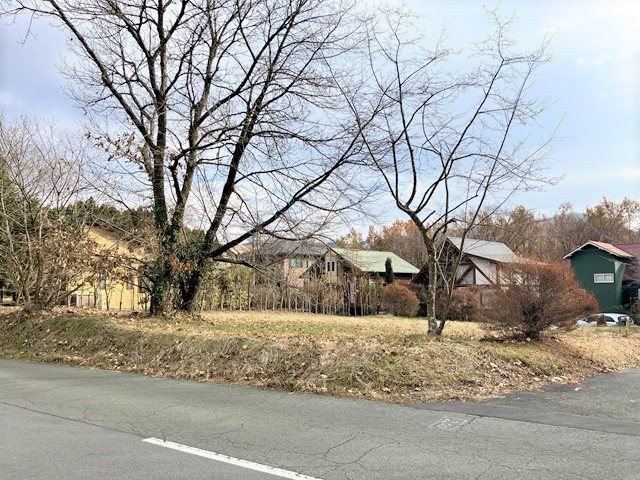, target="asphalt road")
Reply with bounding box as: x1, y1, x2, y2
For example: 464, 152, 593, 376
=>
1, 360, 639, 479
